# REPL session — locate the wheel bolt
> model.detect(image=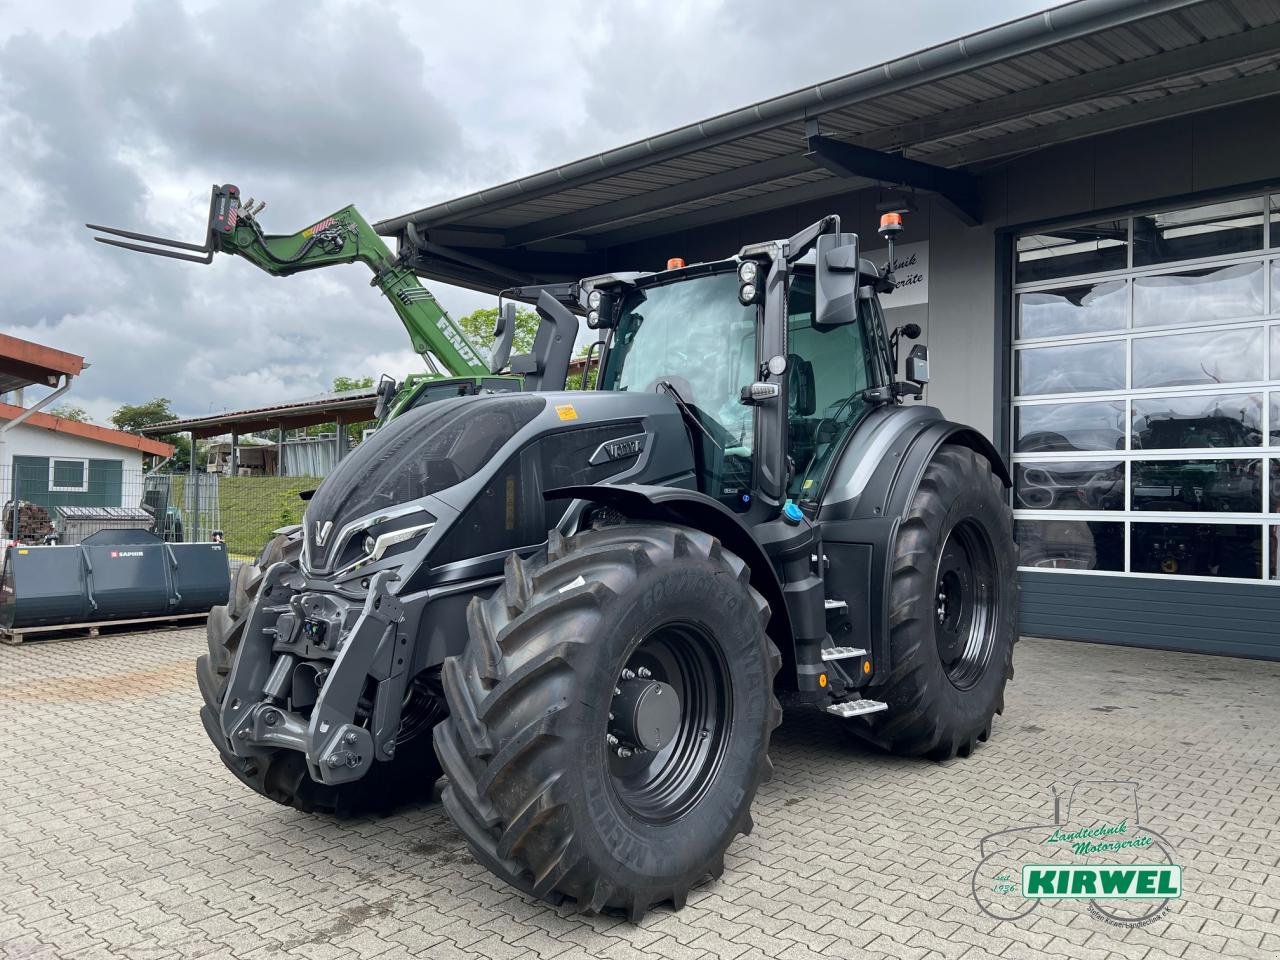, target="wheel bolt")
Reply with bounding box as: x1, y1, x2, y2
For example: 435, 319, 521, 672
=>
636, 666, 652, 679
606, 733, 619, 747
621, 668, 636, 681
616, 746, 633, 759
